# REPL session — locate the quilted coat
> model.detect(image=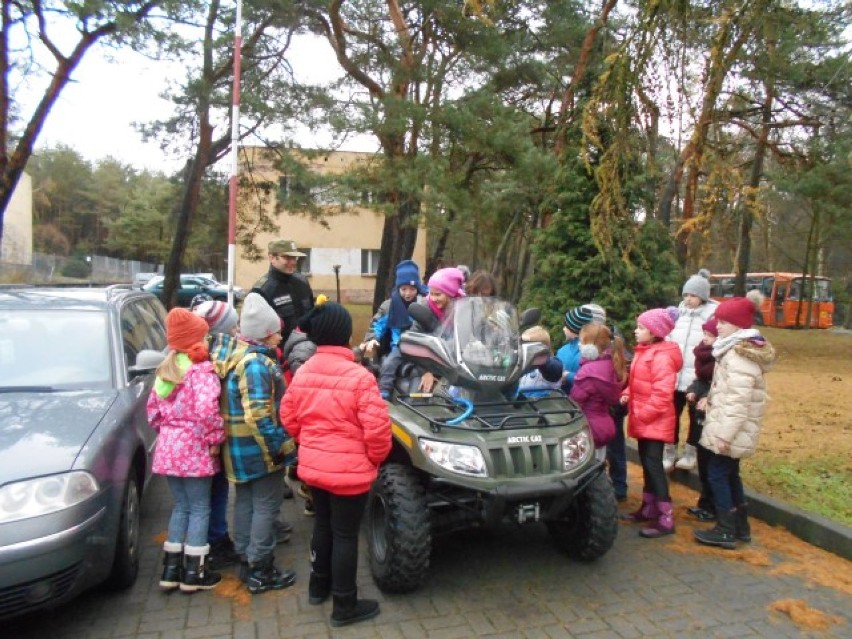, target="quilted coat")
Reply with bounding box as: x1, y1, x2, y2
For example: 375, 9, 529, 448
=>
570, 351, 622, 446
209, 334, 296, 483
700, 339, 775, 459
147, 359, 225, 477
623, 341, 683, 442
281, 345, 392, 495
670, 300, 717, 392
